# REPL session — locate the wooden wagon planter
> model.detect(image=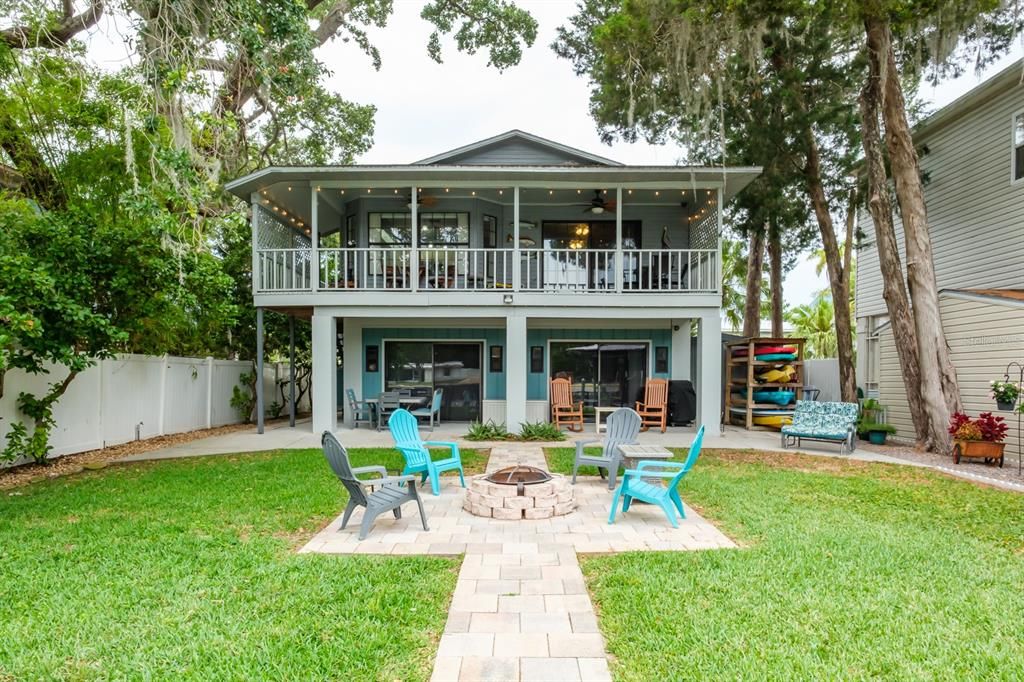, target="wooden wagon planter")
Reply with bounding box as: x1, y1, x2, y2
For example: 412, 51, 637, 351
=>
952, 440, 1005, 467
